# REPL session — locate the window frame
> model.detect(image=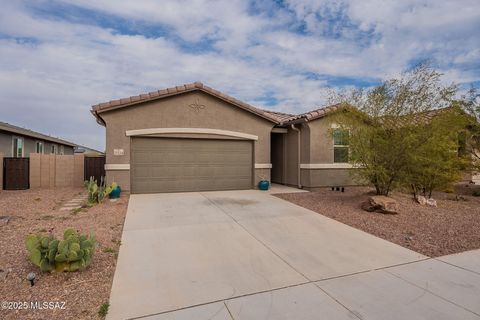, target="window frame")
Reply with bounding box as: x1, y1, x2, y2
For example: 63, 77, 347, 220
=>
12, 136, 24, 158
35, 141, 44, 154
51, 144, 58, 154
333, 128, 350, 163
59, 145, 64, 155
